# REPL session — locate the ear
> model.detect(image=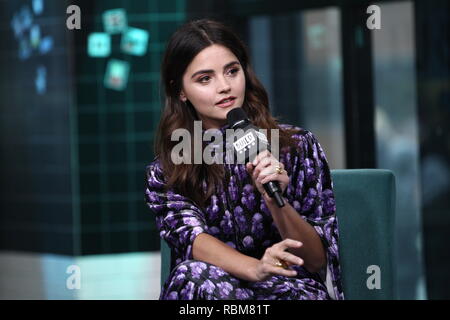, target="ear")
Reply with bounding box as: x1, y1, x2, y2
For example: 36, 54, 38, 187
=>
179, 91, 187, 102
